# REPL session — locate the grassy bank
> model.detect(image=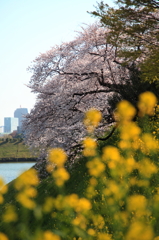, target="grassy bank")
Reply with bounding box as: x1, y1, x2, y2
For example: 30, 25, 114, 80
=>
0, 139, 34, 158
